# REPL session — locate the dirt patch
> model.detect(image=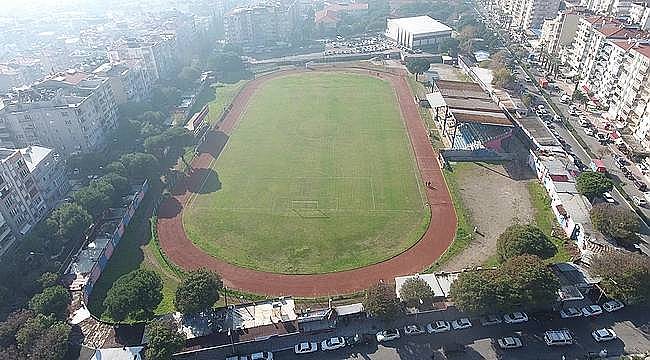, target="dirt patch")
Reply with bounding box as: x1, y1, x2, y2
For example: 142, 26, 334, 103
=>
440, 162, 535, 271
